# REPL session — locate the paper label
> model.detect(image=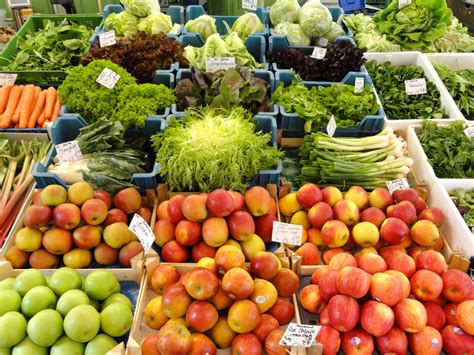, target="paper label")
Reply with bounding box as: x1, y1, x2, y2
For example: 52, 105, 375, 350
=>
129, 214, 154, 252
99, 30, 116, 47
318, 37, 328, 47
242, 0, 257, 10
405, 78, 427, 95
272, 221, 303, 246
453, 327, 464, 335
386, 178, 410, 194
311, 47, 327, 60
354, 77, 364, 93
464, 126, 474, 139
96, 68, 120, 89
205, 57, 236, 73
399, 0, 412, 8
55, 140, 83, 163
0, 73, 17, 86
351, 337, 361, 346
279, 323, 321, 347
326, 116, 337, 137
